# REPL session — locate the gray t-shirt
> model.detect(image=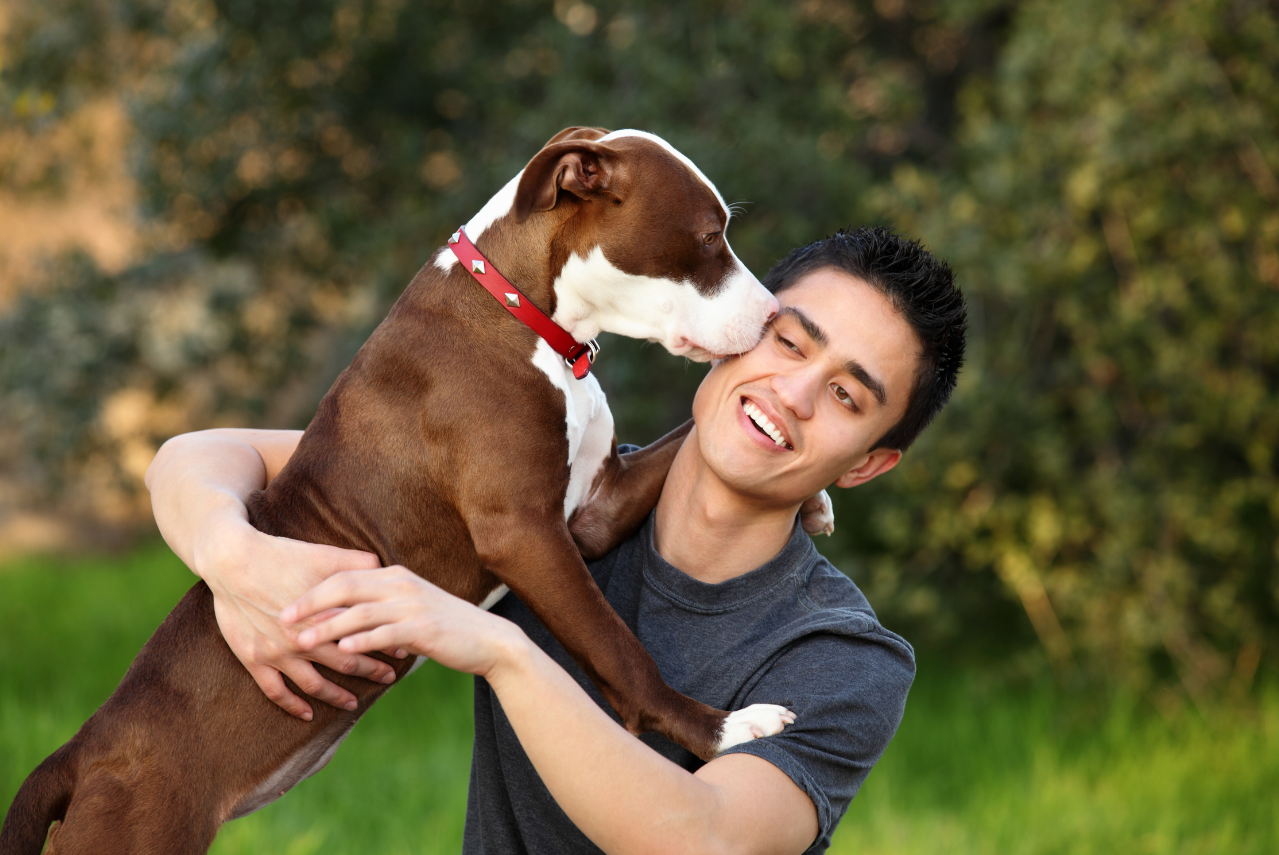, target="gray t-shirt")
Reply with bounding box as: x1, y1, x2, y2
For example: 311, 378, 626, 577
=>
463, 510, 915, 854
